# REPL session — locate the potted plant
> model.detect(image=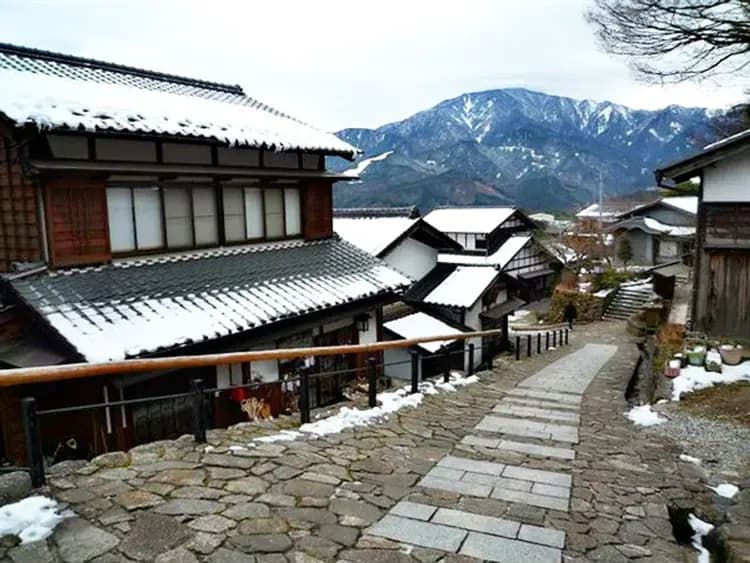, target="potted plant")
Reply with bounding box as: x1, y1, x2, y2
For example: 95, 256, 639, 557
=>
705, 349, 723, 373
686, 345, 706, 366
719, 342, 744, 365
